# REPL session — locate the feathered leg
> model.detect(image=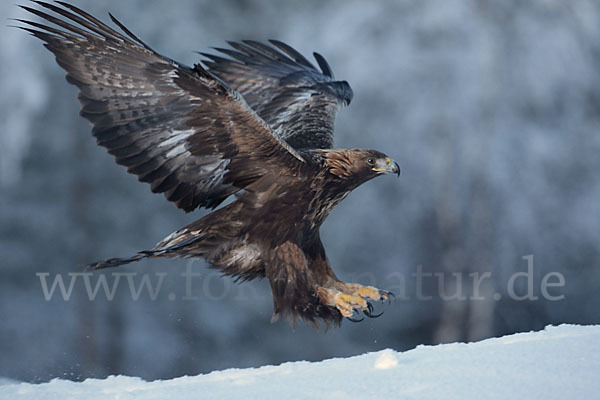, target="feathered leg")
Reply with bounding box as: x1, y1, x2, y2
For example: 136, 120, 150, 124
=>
304, 237, 393, 321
